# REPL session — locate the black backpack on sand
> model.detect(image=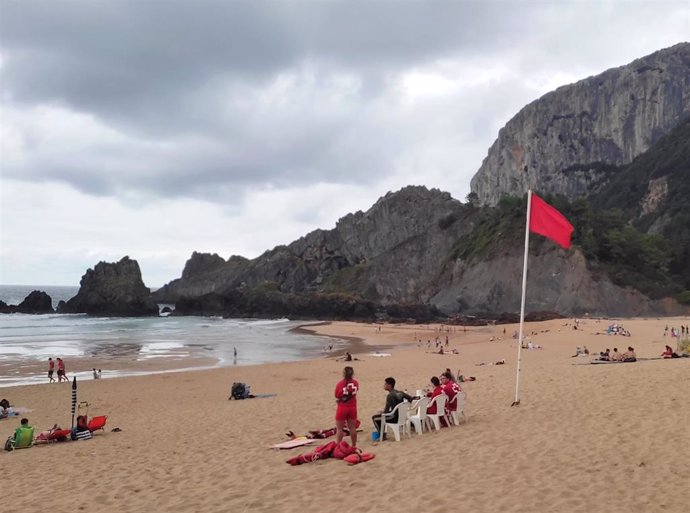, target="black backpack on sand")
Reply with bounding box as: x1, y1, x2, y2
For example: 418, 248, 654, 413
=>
231, 382, 247, 400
